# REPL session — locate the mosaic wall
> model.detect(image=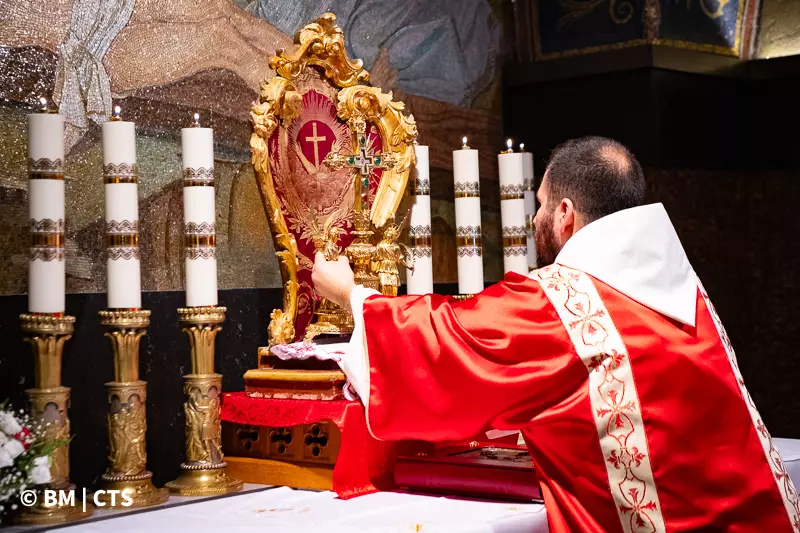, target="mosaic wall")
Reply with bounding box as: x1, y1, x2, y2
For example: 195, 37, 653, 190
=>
533, 0, 757, 58
0, 0, 505, 296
